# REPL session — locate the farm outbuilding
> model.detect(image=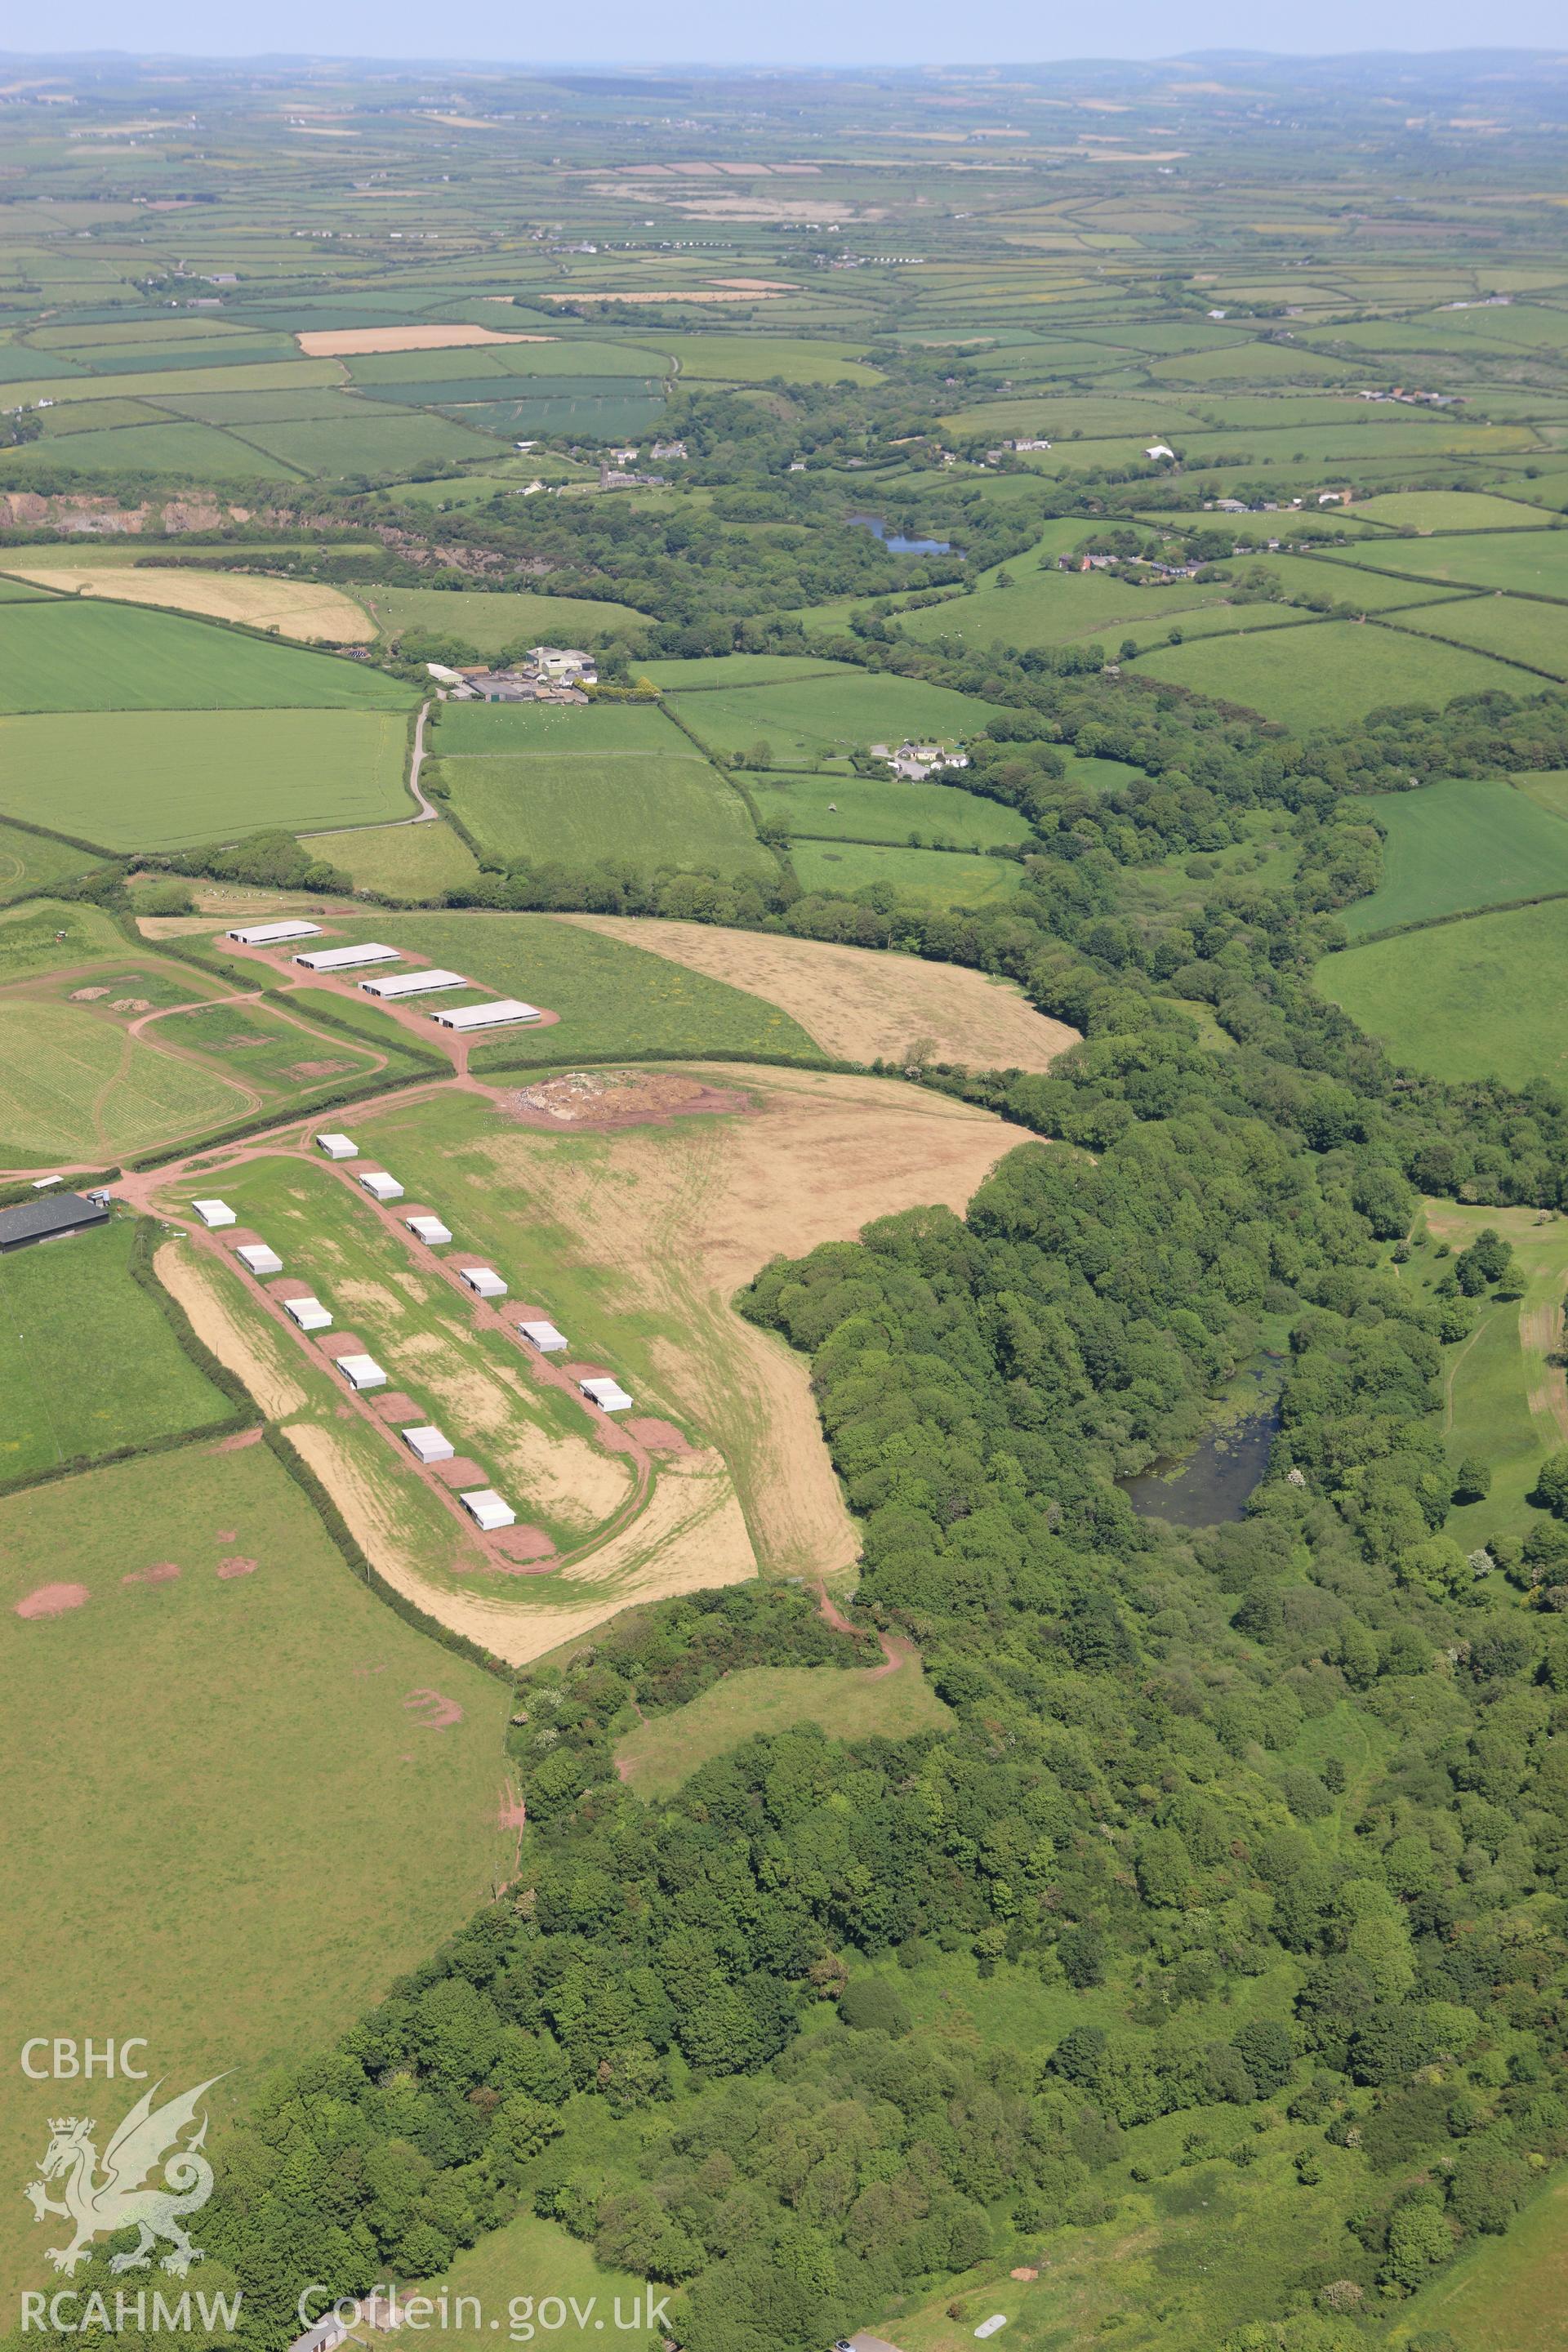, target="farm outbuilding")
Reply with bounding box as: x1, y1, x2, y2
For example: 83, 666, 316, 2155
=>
361, 968, 470, 999
460, 1488, 516, 1530
316, 1133, 358, 1160
237, 1242, 283, 1276
0, 1192, 110, 1253
406, 1214, 452, 1245
459, 1266, 507, 1298
294, 942, 401, 973
336, 1353, 386, 1392
283, 1295, 332, 1331
519, 1318, 568, 1352
227, 920, 321, 947
580, 1375, 634, 1413
430, 998, 542, 1031
403, 1425, 455, 1463
192, 1198, 235, 1228
359, 1171, 404, 1203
